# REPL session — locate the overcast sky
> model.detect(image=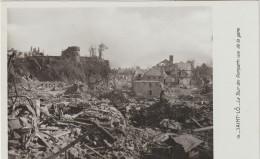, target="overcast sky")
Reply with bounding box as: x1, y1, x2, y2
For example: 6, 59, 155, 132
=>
8, 7, 212, 68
